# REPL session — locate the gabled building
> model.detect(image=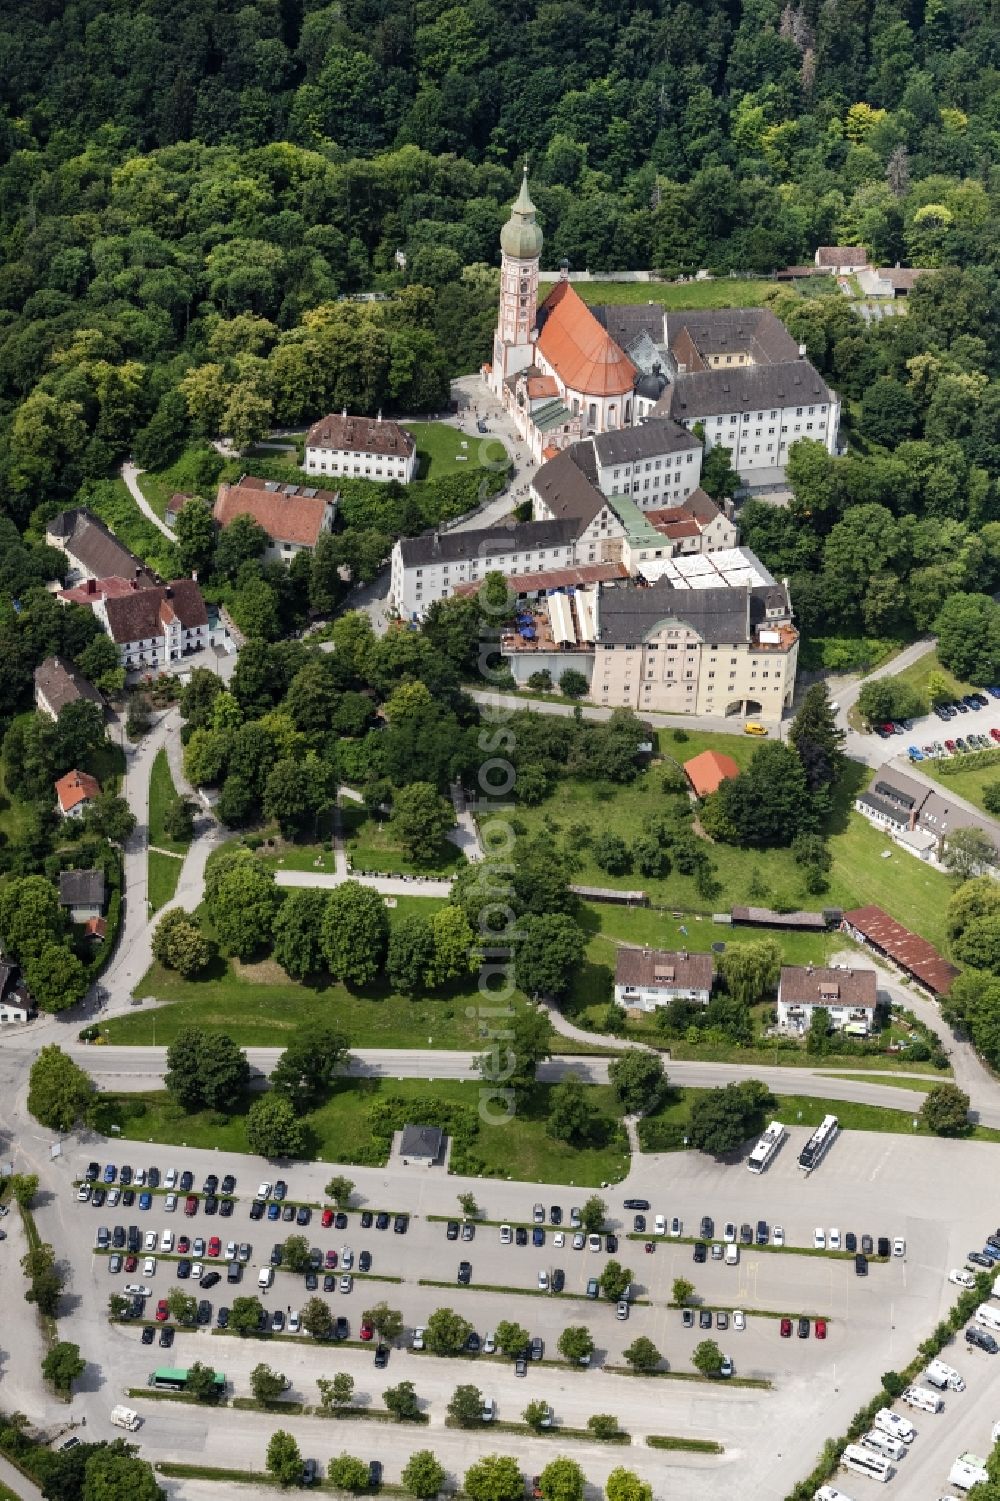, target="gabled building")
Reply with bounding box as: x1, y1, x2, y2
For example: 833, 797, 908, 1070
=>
684, 749, 741, 797
305, 411, 417, 483
776, 963, 877, 1034
97, 580, 209, 673
34, 656, 103, 721
214, 475, 337, 564
614, 947, 713, 1011
55, 769, 100, 819
815, 246, 869, 274
854, 768, 999, 864
46, 509, 154, 588
0, 963, 35, 1025
58, 869, 106, 923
